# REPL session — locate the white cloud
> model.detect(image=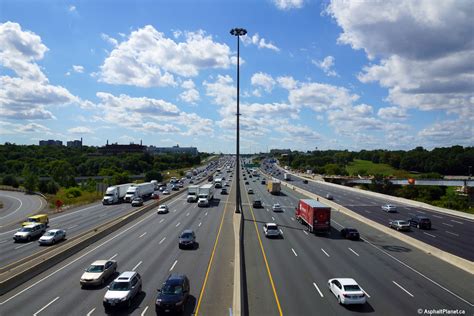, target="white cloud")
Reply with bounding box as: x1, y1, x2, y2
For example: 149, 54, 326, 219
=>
68, 126, 93, 134
273, 0, 304, 10
312, 56, 338, 77
276, 124, 321, 143
101, 33, 118, 47
204, 75, 235, 108
68, 5, 76, 12
277, 76, 297, 90
241, 33, 280, 51
99, 26, 232, 87
179, 79, 200, 104
72, 65, 84, 73
251, 72, 275, 93
377, 106, 408, 119
418, 118, 474, 147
